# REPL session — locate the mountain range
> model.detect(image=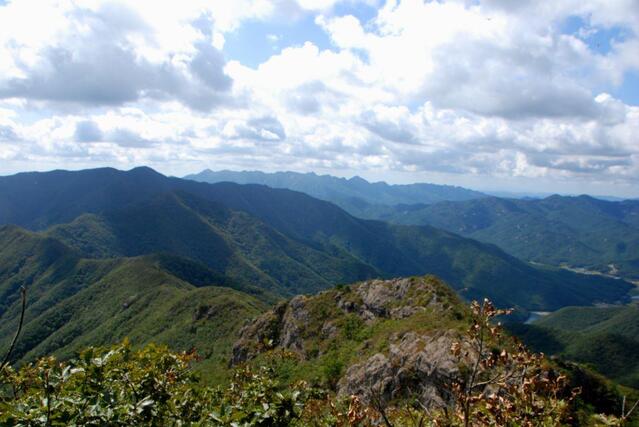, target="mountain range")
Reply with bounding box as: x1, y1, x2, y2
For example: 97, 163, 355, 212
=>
364, 195, 639, 281
184, 169, 487, 211
0, 166, 634, 384
186, 169, 639, 281
1, 167, 632, 309
0, 225, 267, 381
